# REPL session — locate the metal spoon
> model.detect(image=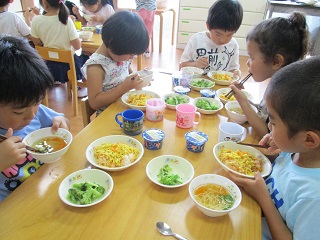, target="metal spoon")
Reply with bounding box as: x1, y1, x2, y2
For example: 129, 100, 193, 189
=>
156, 222, 188, 240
